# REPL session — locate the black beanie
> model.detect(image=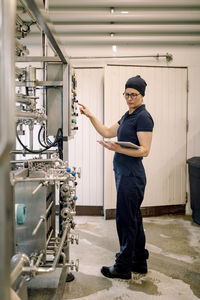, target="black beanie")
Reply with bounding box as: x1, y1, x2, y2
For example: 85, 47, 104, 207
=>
125, 75, 147, 96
